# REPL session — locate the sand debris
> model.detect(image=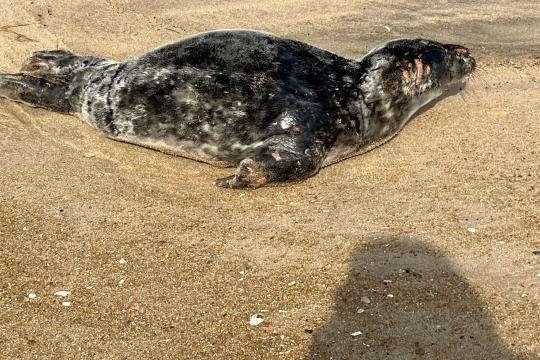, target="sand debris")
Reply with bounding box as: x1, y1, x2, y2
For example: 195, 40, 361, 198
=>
249, 313, 264, 326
